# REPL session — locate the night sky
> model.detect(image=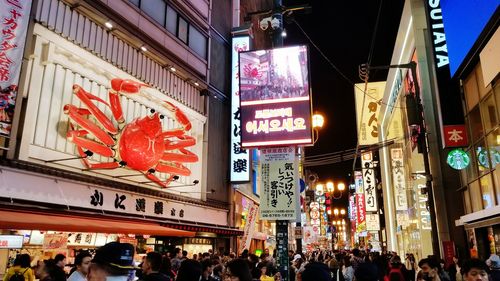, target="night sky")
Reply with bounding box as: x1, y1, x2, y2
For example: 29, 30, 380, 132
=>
282, 0, 405, 204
